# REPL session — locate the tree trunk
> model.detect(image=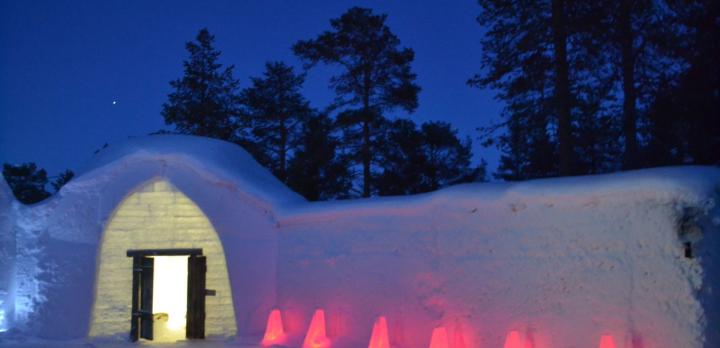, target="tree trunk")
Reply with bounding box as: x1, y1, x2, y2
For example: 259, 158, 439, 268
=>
362, 70, 372, 198
362, 109, 371, 197
552, 0, 573, 176
620, 0, 638, 169
279, 117, 287, 182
